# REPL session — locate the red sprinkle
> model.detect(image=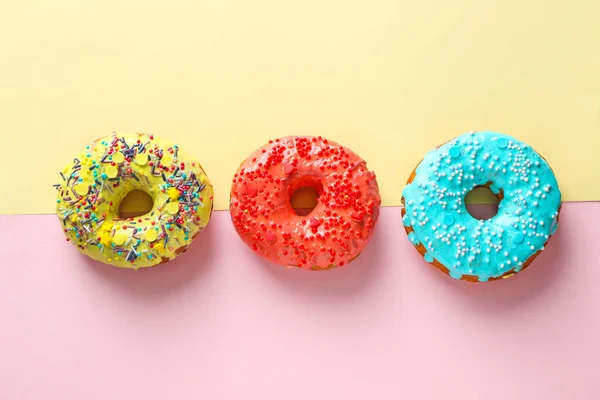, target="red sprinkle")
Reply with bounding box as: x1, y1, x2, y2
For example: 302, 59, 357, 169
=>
265, 231, 276, 242
246, 186, 258, 198
284, 163, 295, 175
351, 211, 363, 221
